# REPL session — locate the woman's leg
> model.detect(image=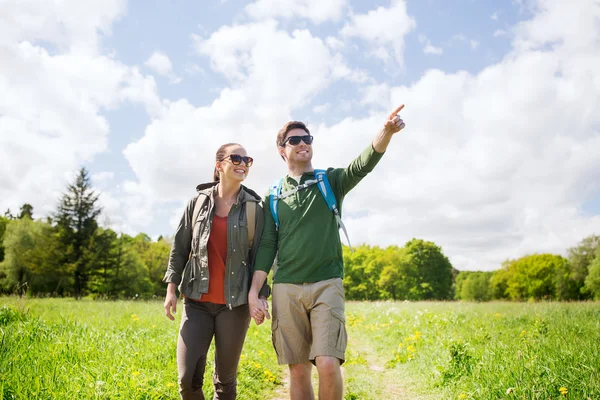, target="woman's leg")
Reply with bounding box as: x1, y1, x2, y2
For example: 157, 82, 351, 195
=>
177, 300, 217, 400
212, 304, 251, 400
